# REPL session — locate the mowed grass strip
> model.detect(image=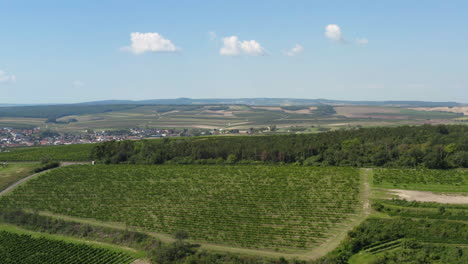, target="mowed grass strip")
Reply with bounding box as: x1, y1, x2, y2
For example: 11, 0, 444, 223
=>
373, 168, 468, 193
0, 165, 361, 250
